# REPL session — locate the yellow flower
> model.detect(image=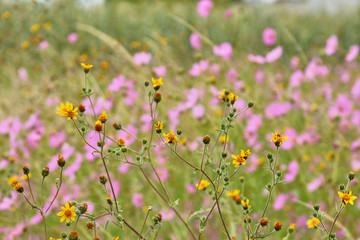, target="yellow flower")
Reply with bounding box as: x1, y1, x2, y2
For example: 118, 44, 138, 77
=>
8, 176, 18, 186
21, 173, 31, 180
226, 190, 241, 202
98, 111, 107, 123
152, 77, 163, 88
270, 132, 289, 147
21, 41, 30, 49
50, 238, 61, 240
289, 223, 295, 230
56, 102, 79, 120
218, 89, 228, 101
117, 138, 125, 146
241, 199, 251, 210
338, 191, 357, 206
163, 130, 178, 144
228, 92, 239, 104
131, 41, 140, 49
219, 136, 229, 144
95, 120, 103, 132
232, 154, 247, 167
154, 121, 163, 132
81, 63, 93, 73
2, 11, 11, 20
240, 149, 251, 159
57, 202, 77, 223
196, 180, 210, 190
30, 24, 40, 33
13, 182, 23, 192
307, 217, 320, 228
114, 237, 119, 240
